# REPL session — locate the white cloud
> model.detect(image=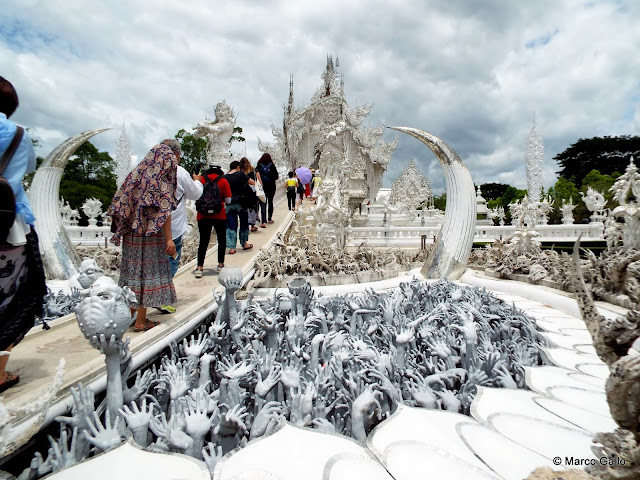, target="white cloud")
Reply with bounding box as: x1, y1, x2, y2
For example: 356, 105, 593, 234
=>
1, 0, 639, 192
